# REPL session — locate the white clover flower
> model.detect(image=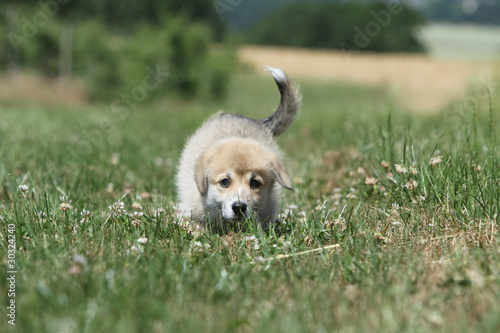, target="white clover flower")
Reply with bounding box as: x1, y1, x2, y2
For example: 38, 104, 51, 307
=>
280, 209, 294, 217
110, 153, 120, 165
346, 193, 357, 199
154, 208, 166, 218
72, 254, 88, 266
106, 183, 115, 193
18, 185, 29, 192
59, 202, 73, 212
394, 164, 408, 174
35, 211, 48, 224
137, 237, 148, 244
193, 241, 210, 253
405, 179, 418, 190
128, 245, 143, 254
108, 201, 125, 211
132, 202, 143, 210
429, 156, 443, 166
365, 177, 378, 185
132, 211, 143, 218
245, 235, 260, 250
79, 209, 91, 223
254, 256, 266, 263
108, 201, 126, 218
